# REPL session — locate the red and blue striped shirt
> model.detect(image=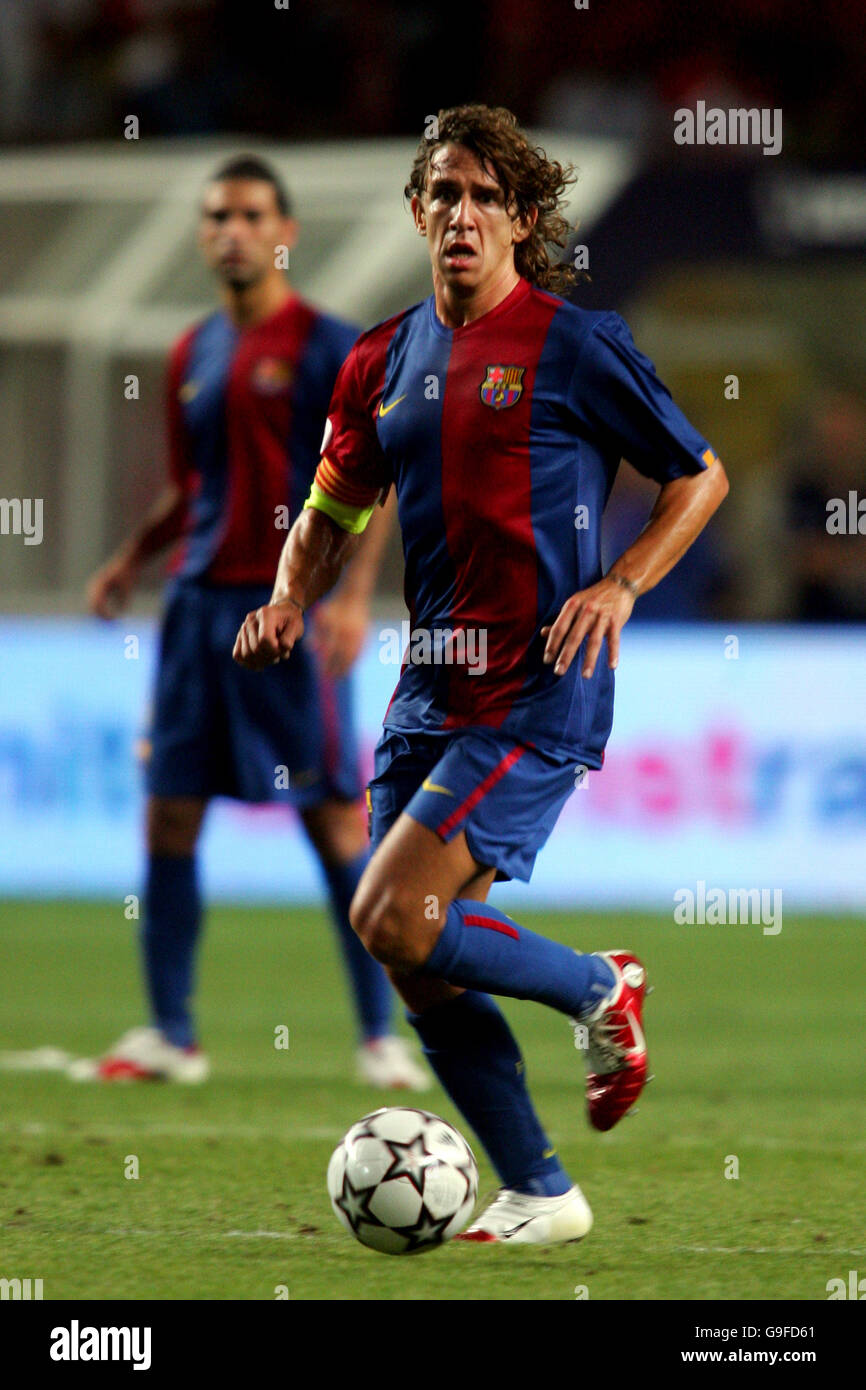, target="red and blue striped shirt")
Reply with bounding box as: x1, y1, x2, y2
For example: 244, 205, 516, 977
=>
312, 276, 718, 763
